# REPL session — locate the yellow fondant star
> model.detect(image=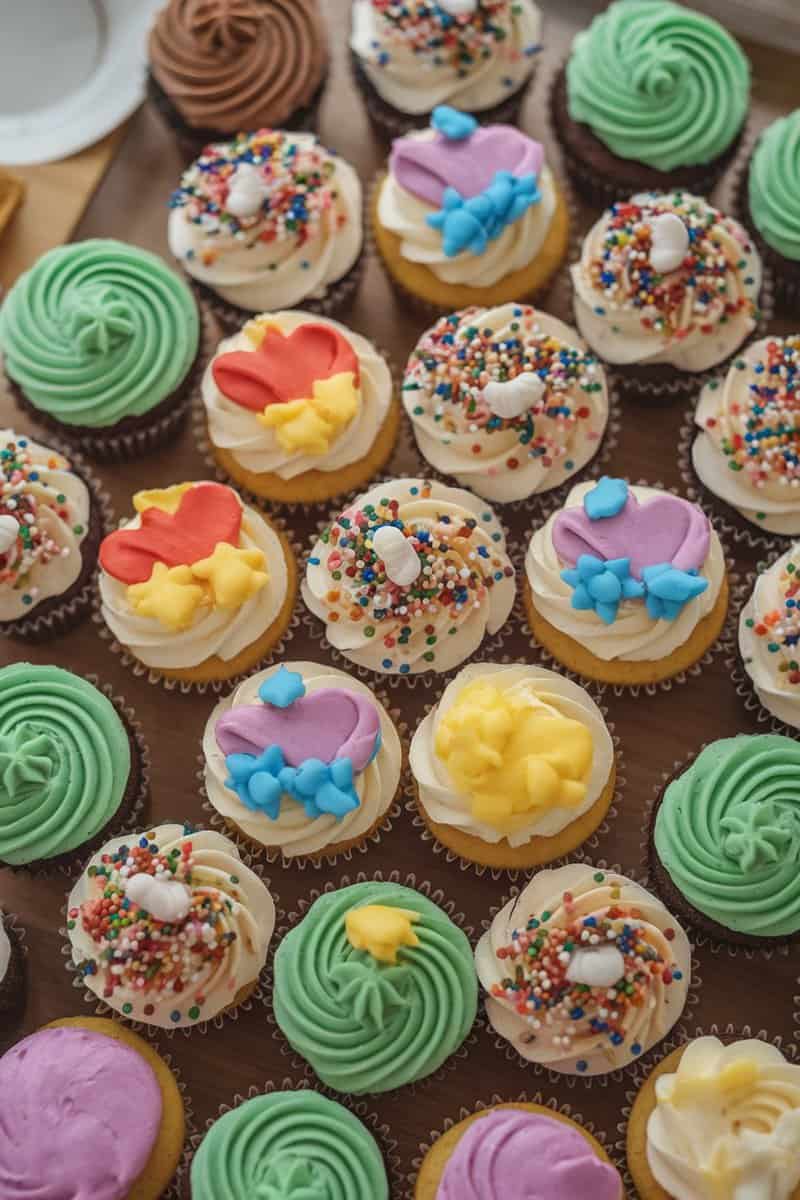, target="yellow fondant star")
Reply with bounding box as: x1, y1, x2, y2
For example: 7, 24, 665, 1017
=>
132, 483, 193, 515
345, 905, 420, 965
243, 317, 281, 348
257, 373, 359, 456
126, 563, 206, 631
190, 541, 268, 610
